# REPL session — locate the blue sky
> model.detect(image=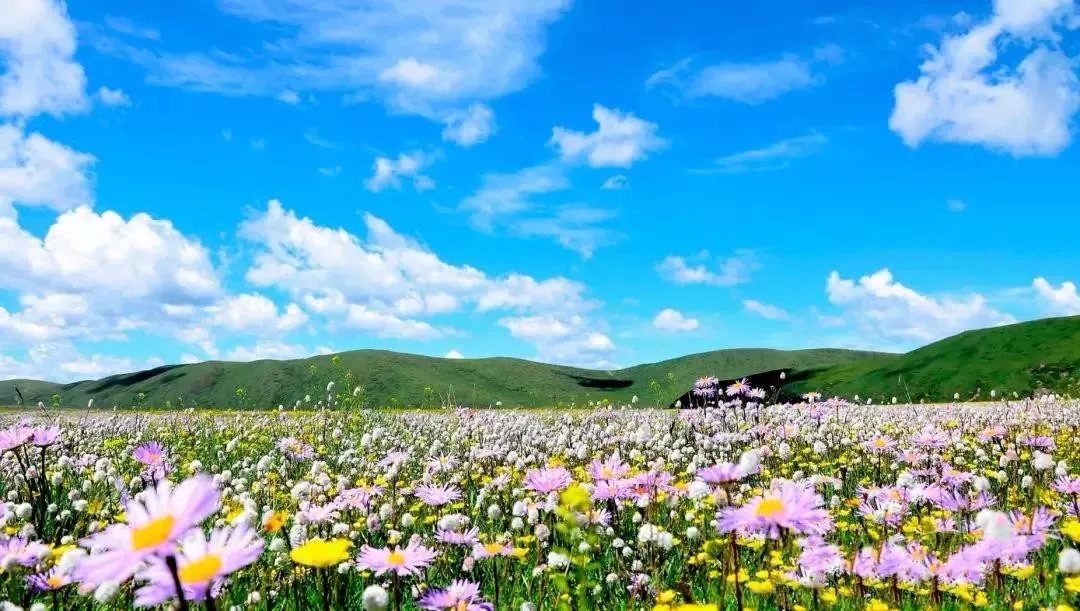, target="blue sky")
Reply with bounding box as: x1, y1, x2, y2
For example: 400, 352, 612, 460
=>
2, 0, 1080, 381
